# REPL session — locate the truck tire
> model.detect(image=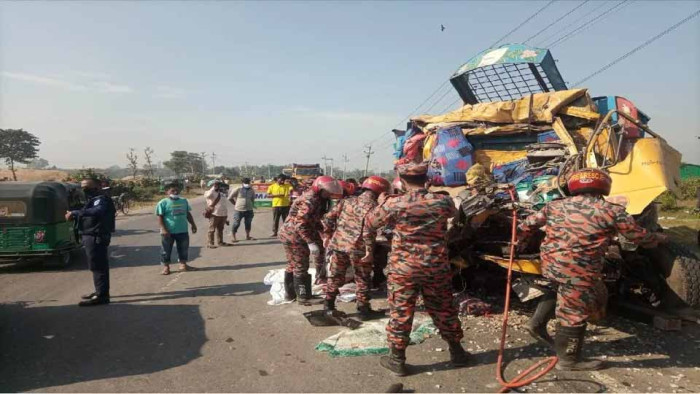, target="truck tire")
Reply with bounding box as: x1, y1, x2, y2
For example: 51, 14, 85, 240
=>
650, 242, 700, 308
